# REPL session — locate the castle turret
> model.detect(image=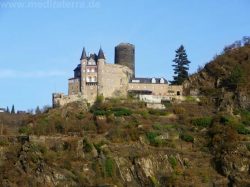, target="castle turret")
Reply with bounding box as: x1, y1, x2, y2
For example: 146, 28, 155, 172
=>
80, 47, 87, 60
115, 43, 135, 78
97, 47, 105, 96
80, 47, 87, 94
